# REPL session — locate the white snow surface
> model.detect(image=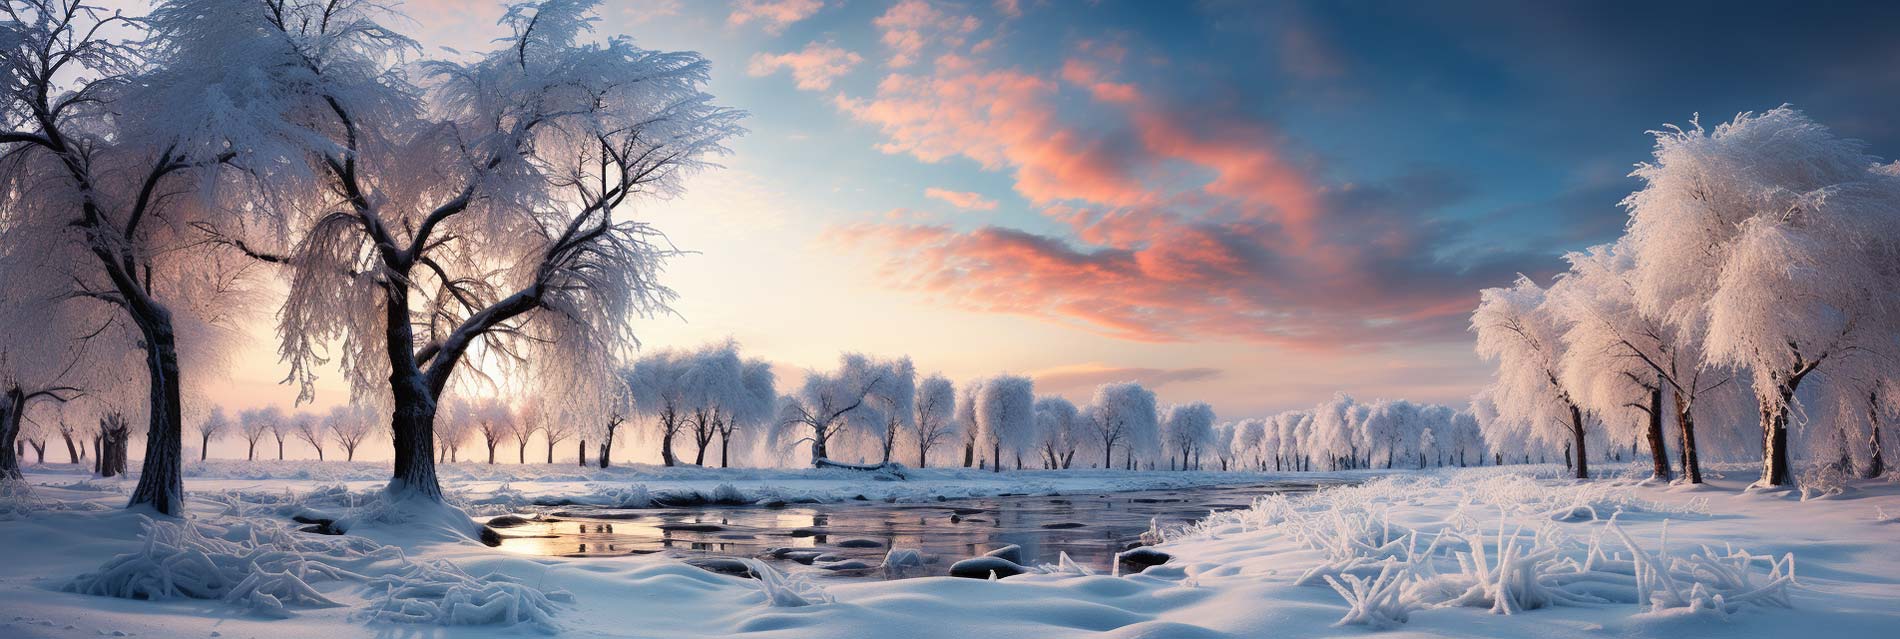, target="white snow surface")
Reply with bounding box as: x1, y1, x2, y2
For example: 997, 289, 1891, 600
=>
0, 462, 1894, 638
